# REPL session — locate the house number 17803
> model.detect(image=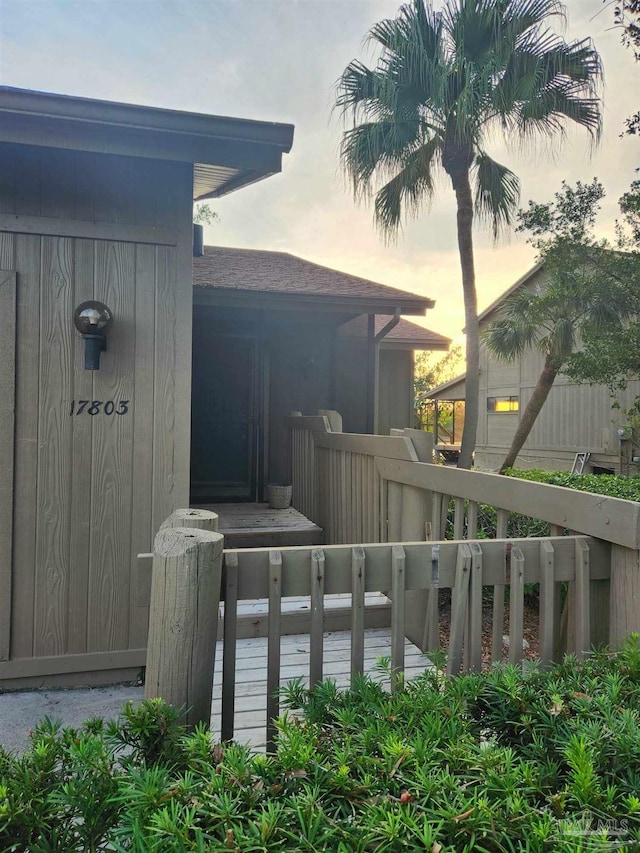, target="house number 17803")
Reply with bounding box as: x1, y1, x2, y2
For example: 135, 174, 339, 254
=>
69, 400, 130, 416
